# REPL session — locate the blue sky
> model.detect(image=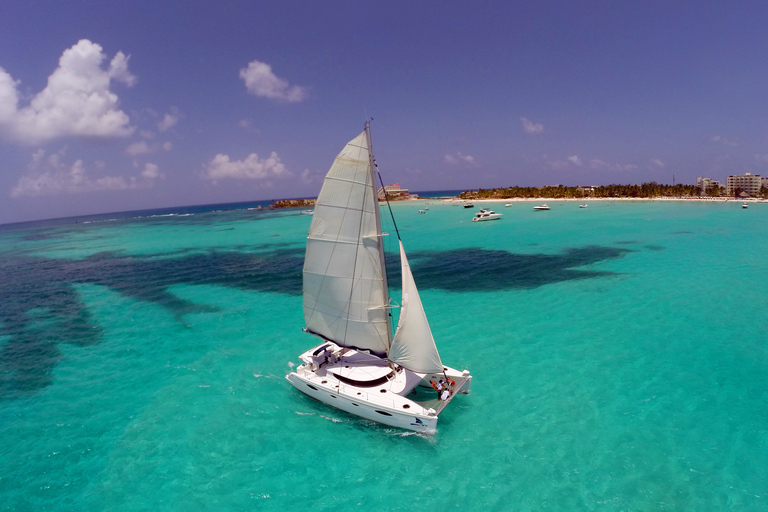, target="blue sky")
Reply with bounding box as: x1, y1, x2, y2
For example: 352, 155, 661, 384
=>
2, 1, 768, 224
